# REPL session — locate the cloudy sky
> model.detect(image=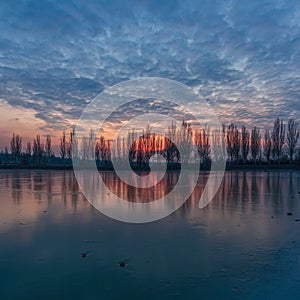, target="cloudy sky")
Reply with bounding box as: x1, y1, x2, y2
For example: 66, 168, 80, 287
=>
0, 0, 300, 147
